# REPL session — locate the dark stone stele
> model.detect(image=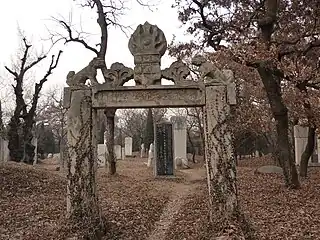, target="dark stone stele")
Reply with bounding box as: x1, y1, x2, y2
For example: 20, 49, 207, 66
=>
155, 122, 174, 176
